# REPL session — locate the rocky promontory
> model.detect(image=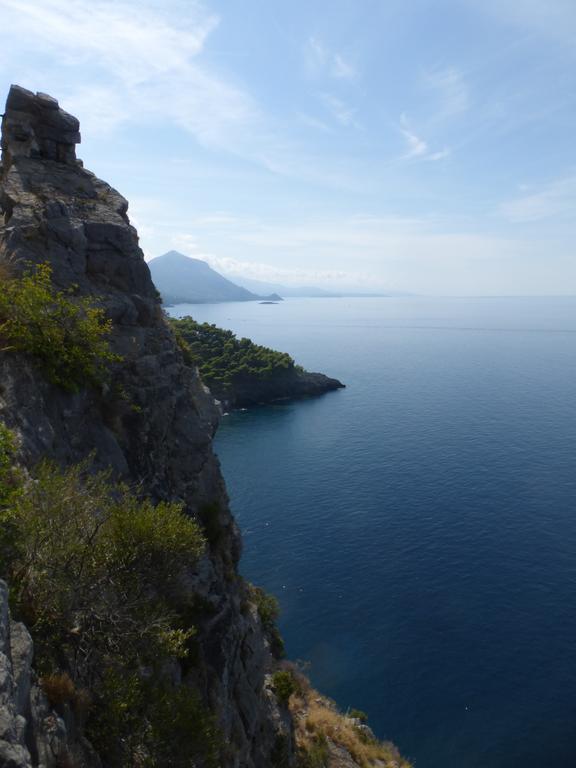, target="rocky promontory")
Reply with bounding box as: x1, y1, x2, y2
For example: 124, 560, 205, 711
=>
170, 316, 344, 411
